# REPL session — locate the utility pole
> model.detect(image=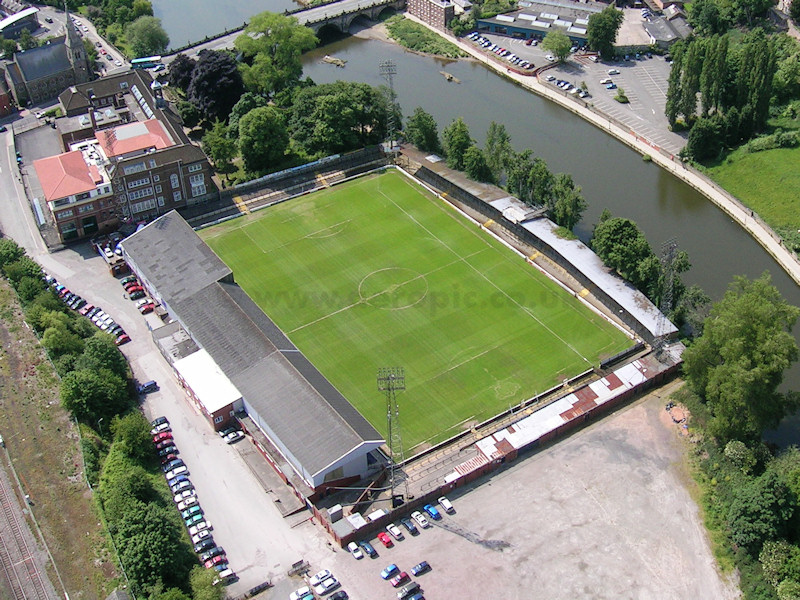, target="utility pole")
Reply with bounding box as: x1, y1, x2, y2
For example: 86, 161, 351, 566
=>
377, 367, 409, 506
379, 60, 399, 162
